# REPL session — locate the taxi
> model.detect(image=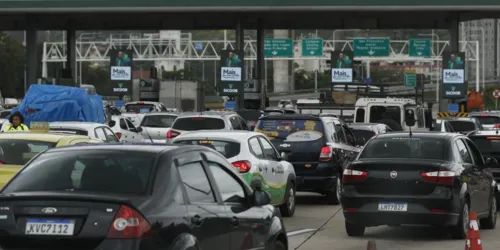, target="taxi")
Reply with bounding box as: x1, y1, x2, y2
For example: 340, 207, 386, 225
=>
0, 122, 103, 188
